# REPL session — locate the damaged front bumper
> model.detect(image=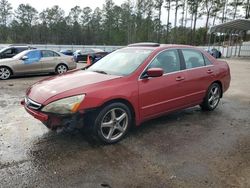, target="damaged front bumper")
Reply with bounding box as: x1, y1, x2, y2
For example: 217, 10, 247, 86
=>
21, 99, 85, 130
